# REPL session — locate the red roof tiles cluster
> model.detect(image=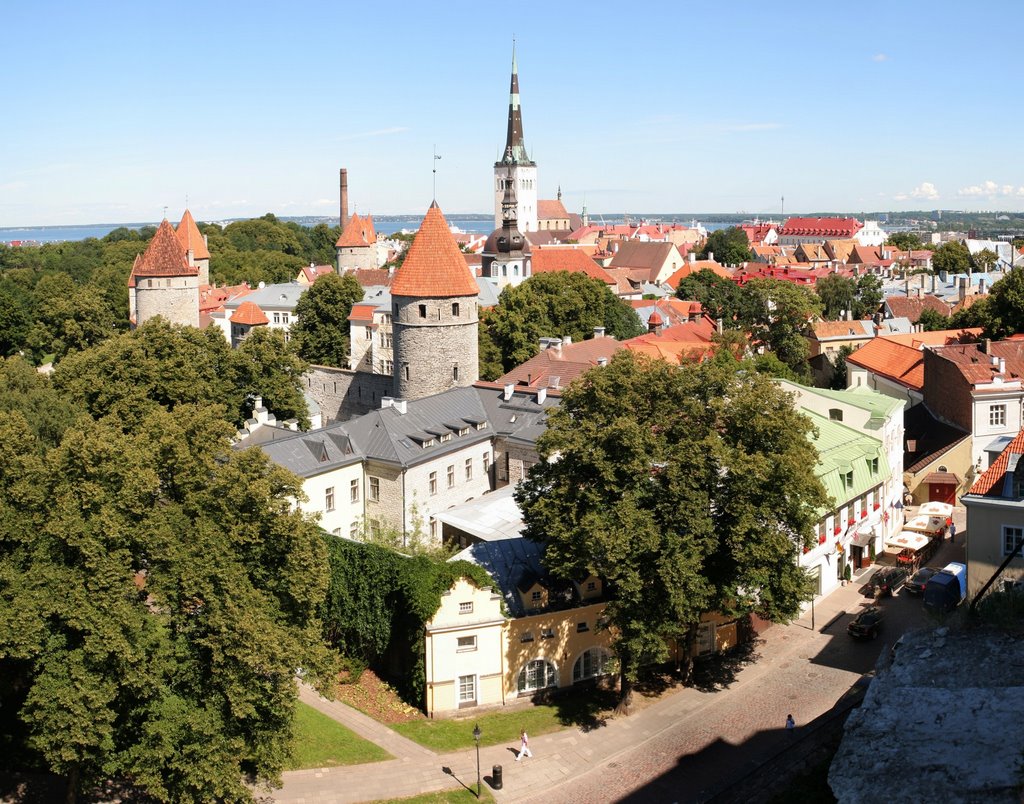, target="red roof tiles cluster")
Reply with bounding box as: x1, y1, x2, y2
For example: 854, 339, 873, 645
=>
390, 203, 479, 298
537, 199, 569, 220
532, 248, 615, 285
299, 264, 335, 284
497, 336, 623, 389
336, 213, 376, 248
779, 217, 863, 238
132, 219, 197, 278
176, 209, 210, 260
623, 319, 718, 364
970, 429, 1024, 496
230, 301, 269, 326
